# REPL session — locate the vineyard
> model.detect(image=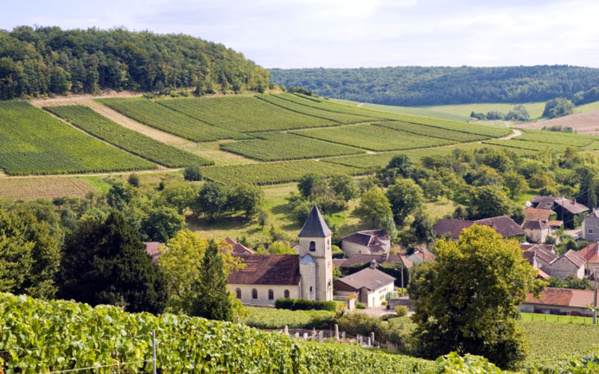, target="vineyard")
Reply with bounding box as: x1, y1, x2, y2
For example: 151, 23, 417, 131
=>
157, 96, 337, 132
256, 94, 376, 124
0, 293, 435, 373
46, 106, 214, 167
374, 121, 488, 142
220, 133, 364, 161
201, 160, 364, 185
516, 129, 597, 147
0, 102, 156, 175
293, 124, 457, 151
243, 307, 334, 329
483, 139, 568, 152
0, 177, 94, 201
99, 98, 248, 142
